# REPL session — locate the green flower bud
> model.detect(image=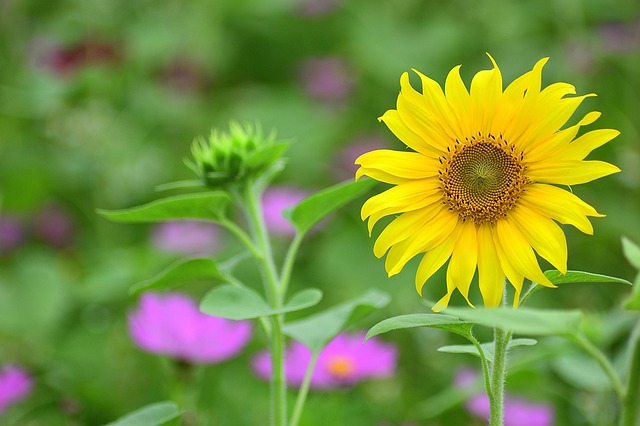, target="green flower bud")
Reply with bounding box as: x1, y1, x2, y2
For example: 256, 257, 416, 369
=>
187, 122, 288, 188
